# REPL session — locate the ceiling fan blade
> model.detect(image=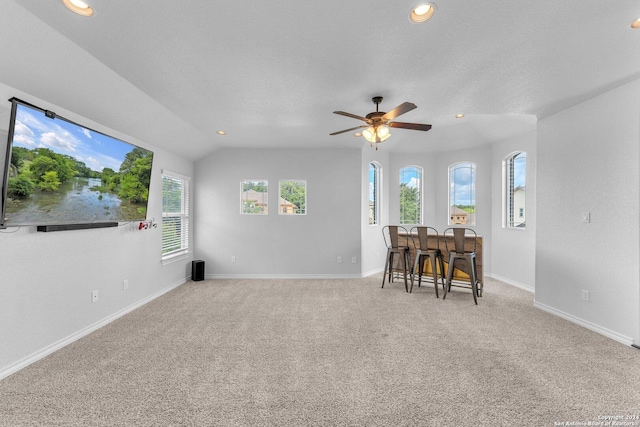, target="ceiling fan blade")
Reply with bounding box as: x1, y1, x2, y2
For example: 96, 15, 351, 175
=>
382, 102, 417, 121
389, 121, 432, 131
333, 111, 370, 122
330, 125, 367, 136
